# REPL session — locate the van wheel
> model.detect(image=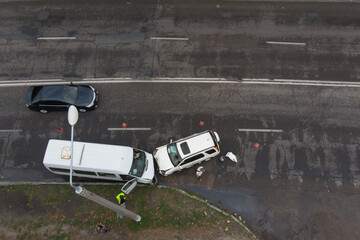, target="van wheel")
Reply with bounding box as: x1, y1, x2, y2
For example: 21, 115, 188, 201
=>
40, 109, 48, 114
79, 109, 86, 113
